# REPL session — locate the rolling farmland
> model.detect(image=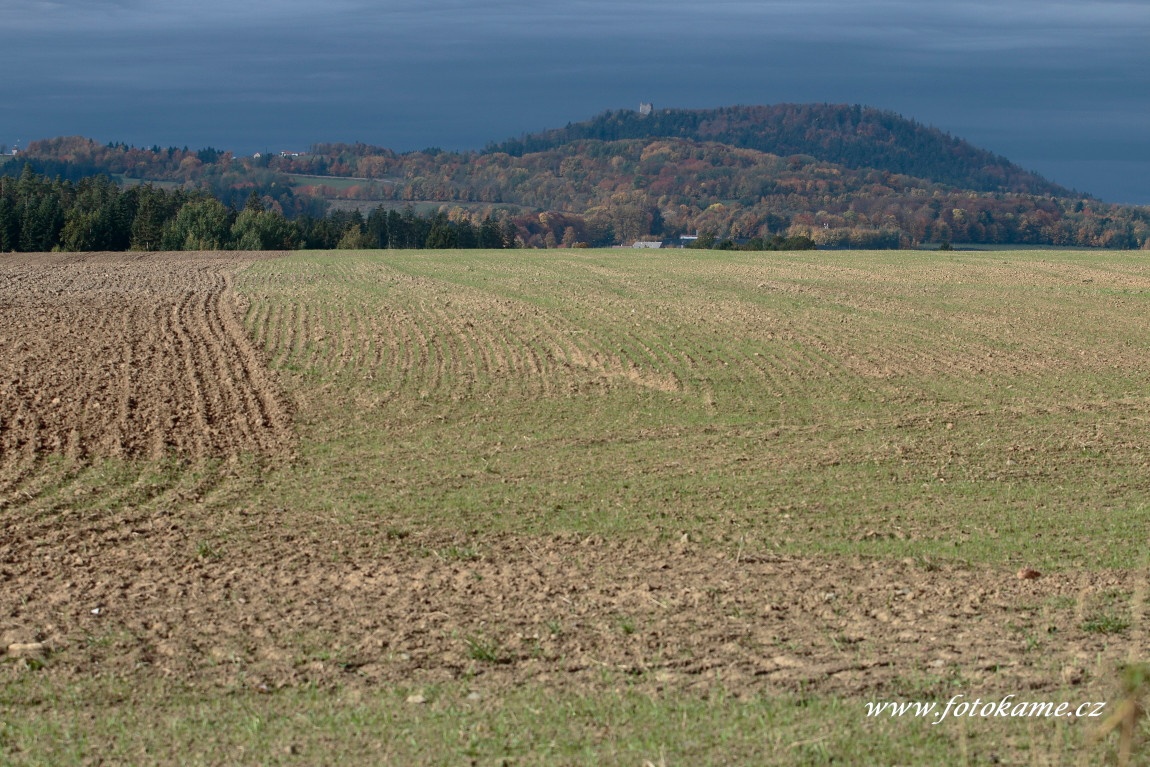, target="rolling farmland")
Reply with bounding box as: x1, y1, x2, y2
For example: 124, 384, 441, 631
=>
2, 248, 1149, 764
